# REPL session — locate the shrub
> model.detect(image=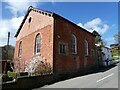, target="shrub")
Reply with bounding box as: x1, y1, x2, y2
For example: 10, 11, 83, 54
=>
2, 74, 8, 78
2, 74, 13, 82
25, 56, 52, 76
7, 71, 17, 79
34, 61, 52, 75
